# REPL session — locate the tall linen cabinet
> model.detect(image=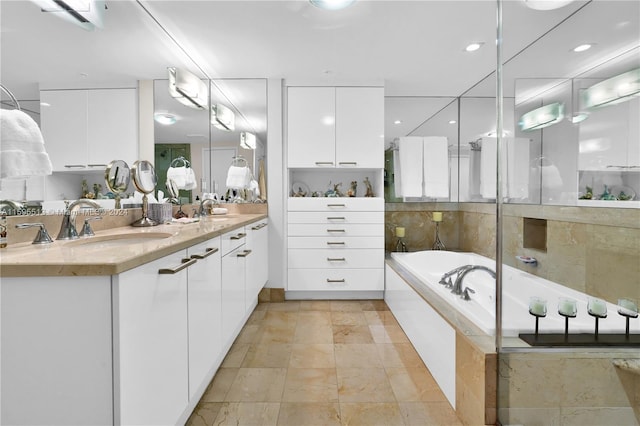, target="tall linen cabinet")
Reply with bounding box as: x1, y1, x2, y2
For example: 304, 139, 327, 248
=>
286, 86, 385, 298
